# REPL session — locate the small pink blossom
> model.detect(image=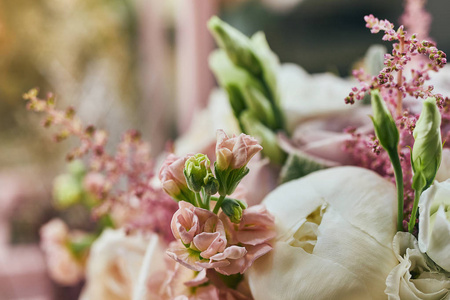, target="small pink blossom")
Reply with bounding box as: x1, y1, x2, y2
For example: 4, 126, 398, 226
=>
215, 130, 262, 170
